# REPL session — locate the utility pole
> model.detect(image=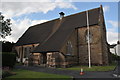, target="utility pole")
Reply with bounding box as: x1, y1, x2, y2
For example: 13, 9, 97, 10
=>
86, 10, 91, 68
